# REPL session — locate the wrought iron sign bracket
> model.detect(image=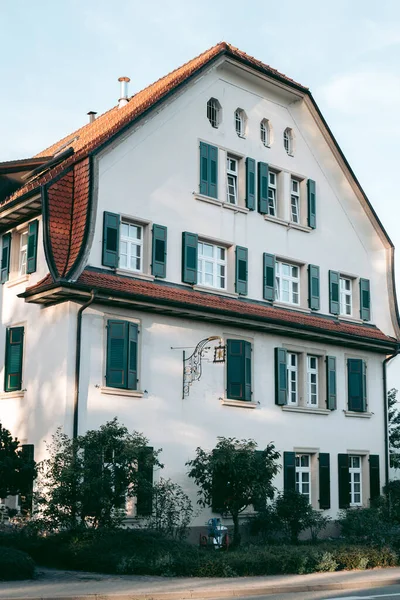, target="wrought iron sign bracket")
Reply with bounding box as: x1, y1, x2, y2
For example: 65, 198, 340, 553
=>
180, 336, 225, 398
